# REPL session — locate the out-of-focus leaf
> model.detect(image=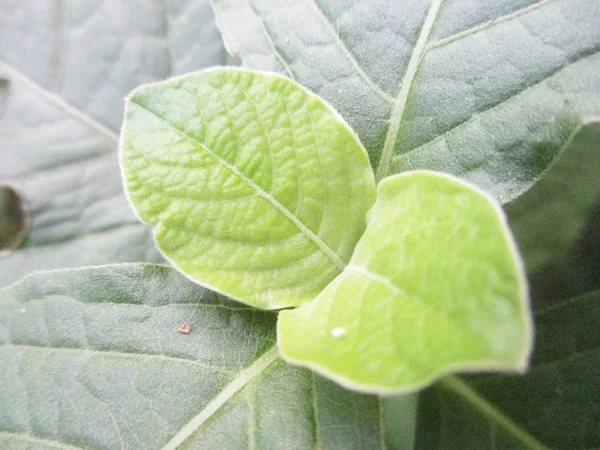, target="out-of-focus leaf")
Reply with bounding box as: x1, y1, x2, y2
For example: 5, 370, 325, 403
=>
506, 120, 600, 309
0, 0, 230, 129
0, 64, 162, 286
507, 120, 600, 273
415, 290, 600, 449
